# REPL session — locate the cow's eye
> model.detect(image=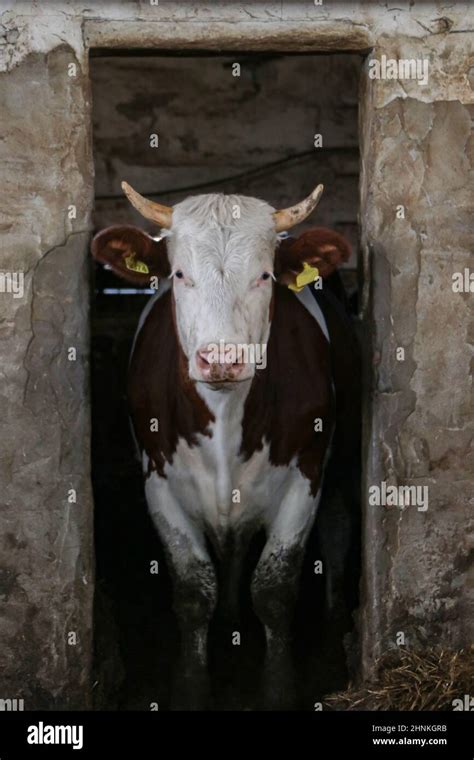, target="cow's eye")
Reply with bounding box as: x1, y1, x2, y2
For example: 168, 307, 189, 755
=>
175, 270, 184, 279
261, 272, 271, 281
